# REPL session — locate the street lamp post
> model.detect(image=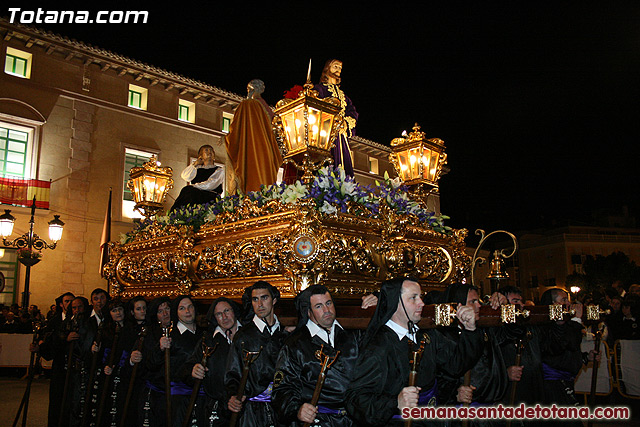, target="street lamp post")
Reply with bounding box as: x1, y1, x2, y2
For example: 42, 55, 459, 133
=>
0, 196, 64, 310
